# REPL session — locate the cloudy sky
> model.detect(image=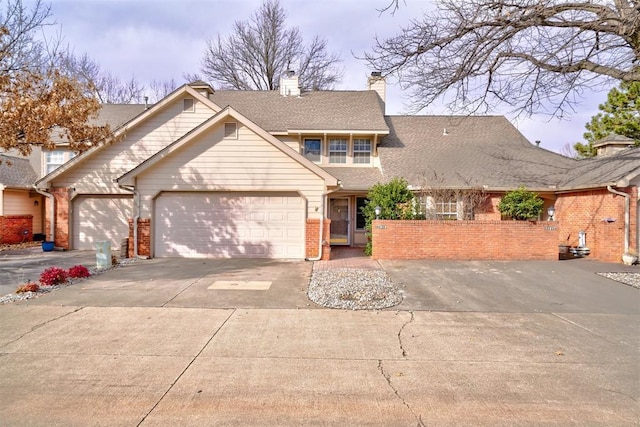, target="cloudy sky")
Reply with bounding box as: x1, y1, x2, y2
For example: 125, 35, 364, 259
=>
33, 0, 614, 154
